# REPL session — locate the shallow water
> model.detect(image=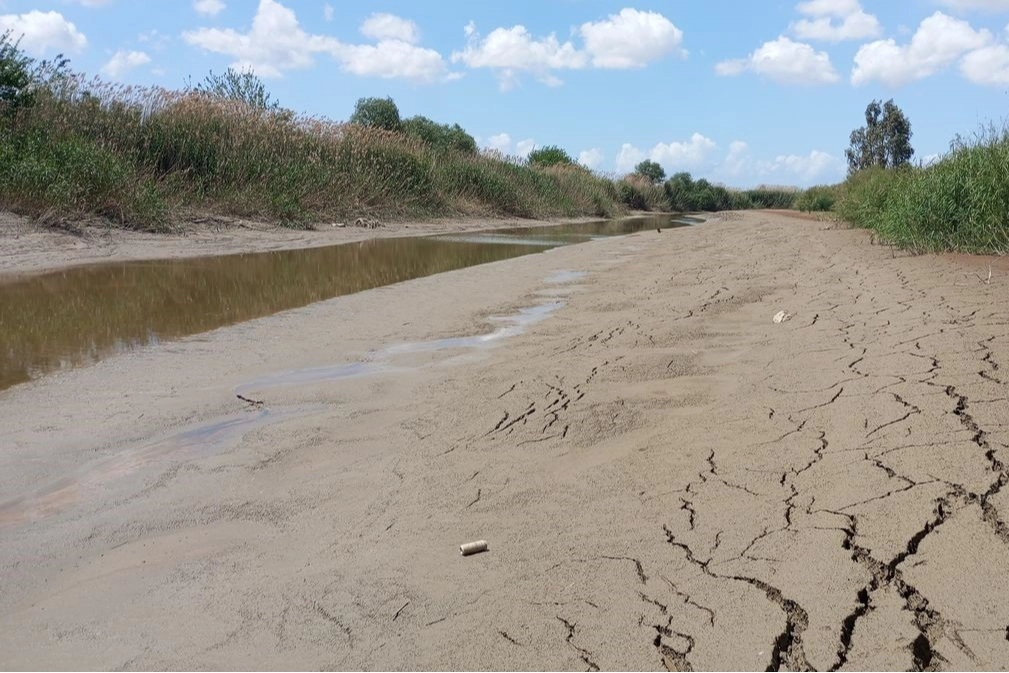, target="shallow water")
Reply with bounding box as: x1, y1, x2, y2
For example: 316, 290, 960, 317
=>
0, 214, 693, 391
